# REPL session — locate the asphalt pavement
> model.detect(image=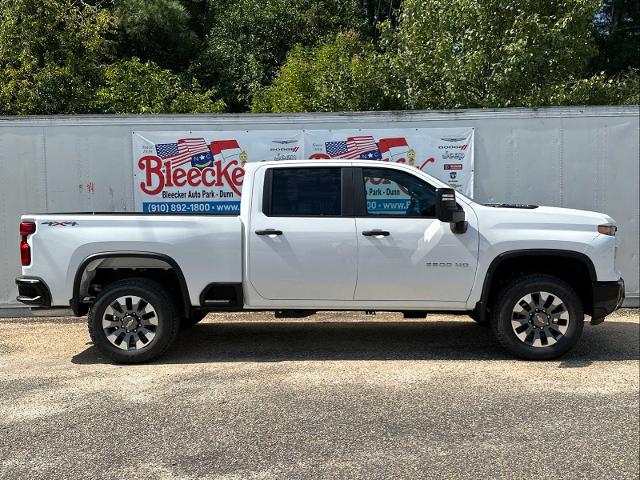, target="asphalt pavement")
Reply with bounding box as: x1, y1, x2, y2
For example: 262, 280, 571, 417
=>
0, 309, 638, 479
